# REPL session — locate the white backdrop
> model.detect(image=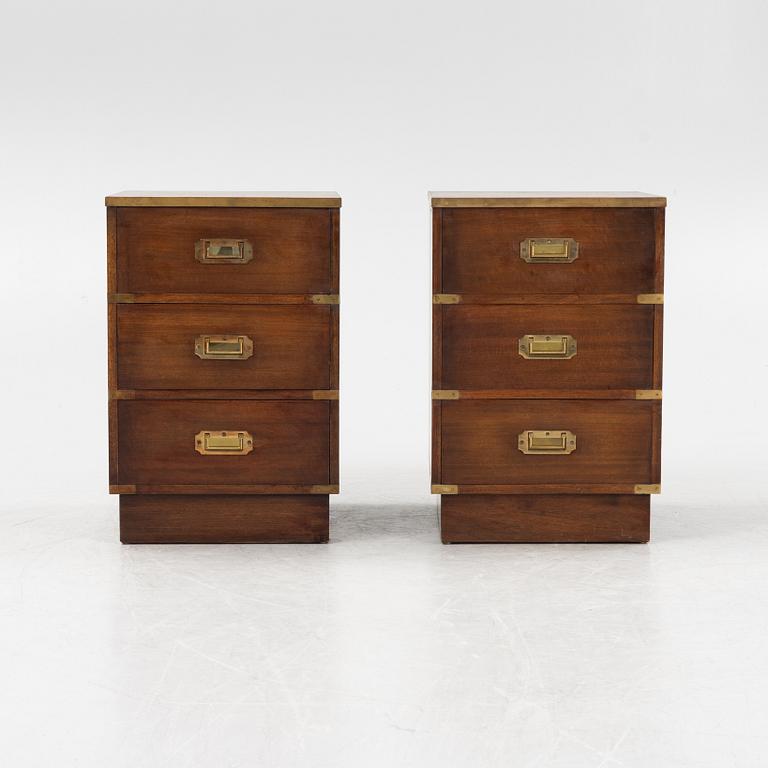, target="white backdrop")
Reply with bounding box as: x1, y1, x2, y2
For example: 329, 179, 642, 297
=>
1, 0, 766, 510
